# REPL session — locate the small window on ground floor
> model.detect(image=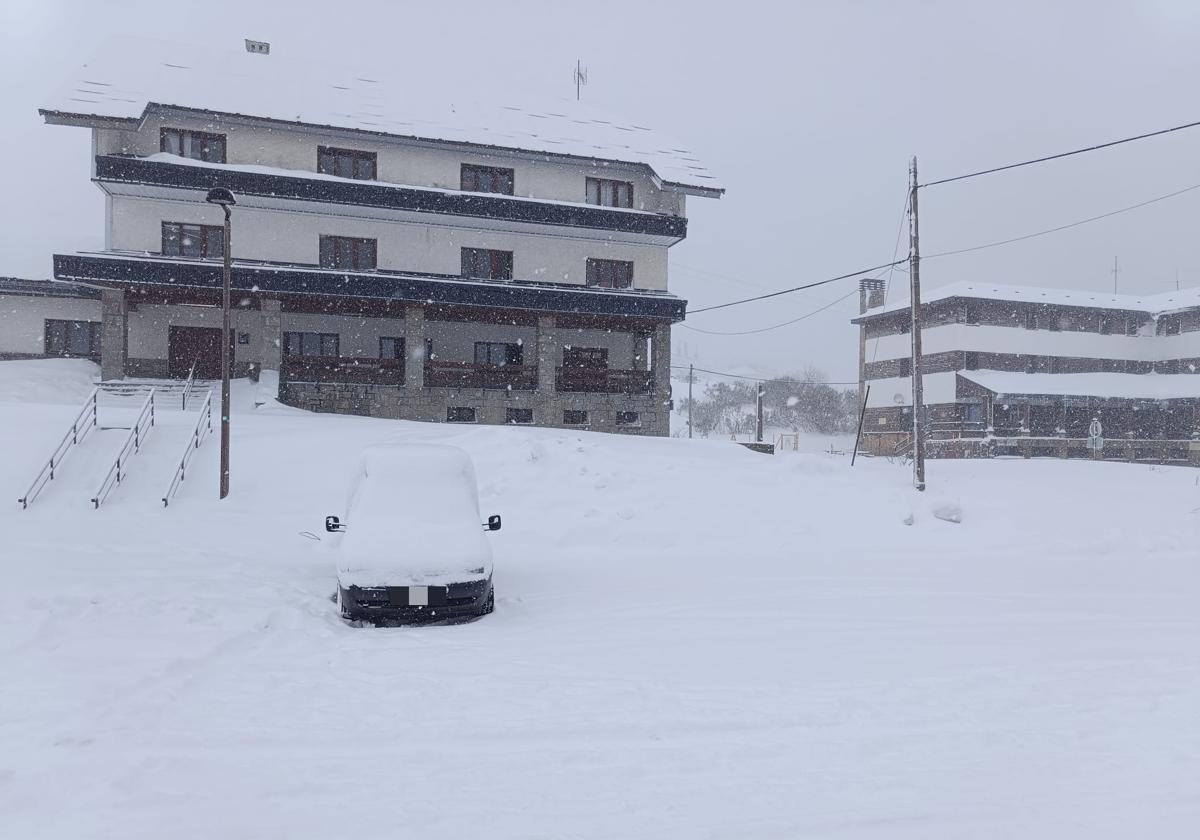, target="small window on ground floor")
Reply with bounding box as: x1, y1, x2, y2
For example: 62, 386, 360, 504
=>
448, 407, 477, 423
283, 332, 339, 357
506, 407, 533, 425
563, 409, 589, 425
379, 336, 405, 359
964, 351, 980, 371
45, 319, 100, 357
615, 411, 640, 427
